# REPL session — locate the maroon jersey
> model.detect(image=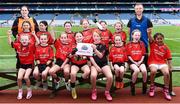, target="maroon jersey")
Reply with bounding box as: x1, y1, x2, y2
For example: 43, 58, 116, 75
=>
17, 32, 36, 45
36, 31, 54, 45
54, 39, 72, 61
109, 46, 127, 63
35, 45, 54, 64
100, 29, 112, 49
126, 41, 146, 61
112, 31, 127, 44
12, 42, 35, 64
